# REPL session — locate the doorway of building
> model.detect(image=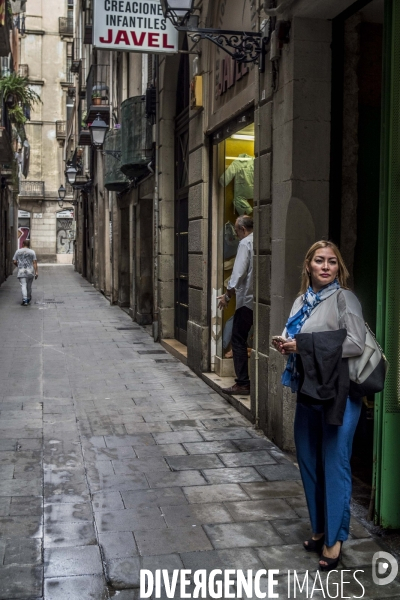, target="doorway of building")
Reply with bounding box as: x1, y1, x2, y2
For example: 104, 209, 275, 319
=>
330, 0, 384, 500
174, 49, 190, 345
56, 209, 74, 262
